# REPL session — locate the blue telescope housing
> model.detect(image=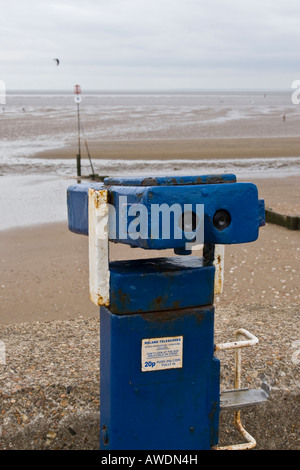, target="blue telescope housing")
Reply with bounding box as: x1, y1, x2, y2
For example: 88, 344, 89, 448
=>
67, 174, 265, 250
